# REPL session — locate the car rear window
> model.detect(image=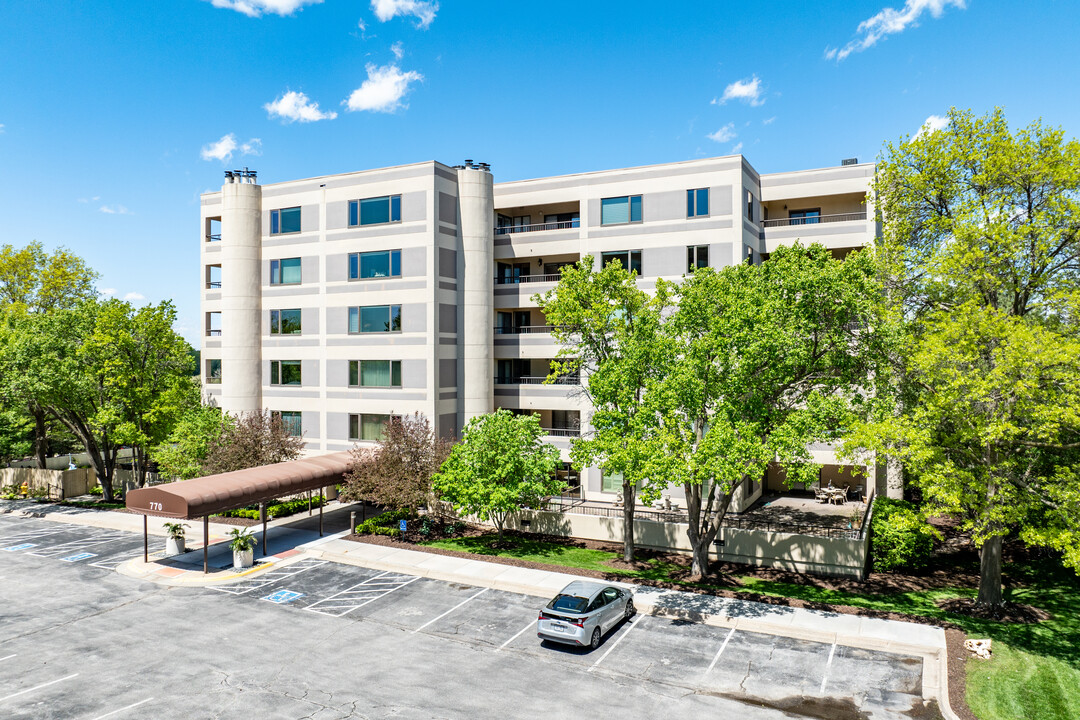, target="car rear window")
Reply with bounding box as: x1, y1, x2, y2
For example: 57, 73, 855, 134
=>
548, 594, 589, 613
